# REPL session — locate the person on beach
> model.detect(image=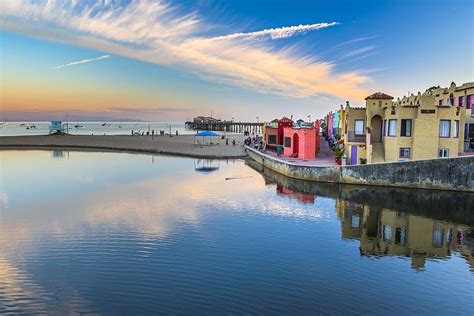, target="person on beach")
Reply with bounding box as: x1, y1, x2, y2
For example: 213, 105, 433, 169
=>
232, 139, 236, 146
226, 138, 229, 145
